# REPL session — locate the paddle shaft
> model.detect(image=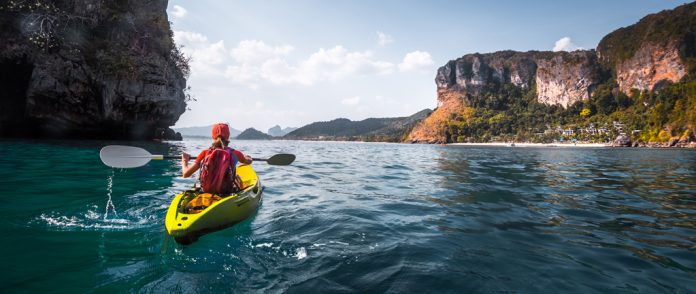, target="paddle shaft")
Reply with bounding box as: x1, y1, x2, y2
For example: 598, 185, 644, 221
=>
100, 145, 294, 168
163, 156, 269, 161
